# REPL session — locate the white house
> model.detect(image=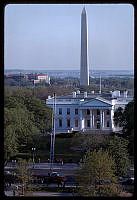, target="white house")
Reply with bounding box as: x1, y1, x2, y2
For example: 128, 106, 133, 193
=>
46, 90, 133, 134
